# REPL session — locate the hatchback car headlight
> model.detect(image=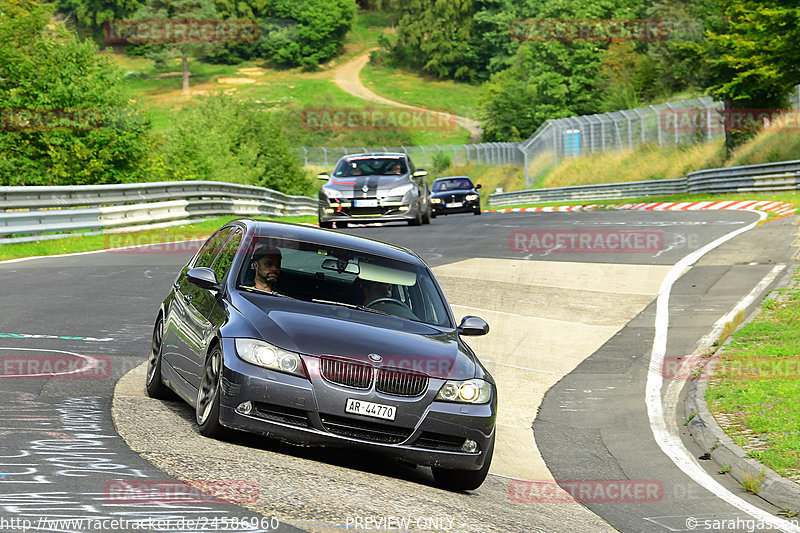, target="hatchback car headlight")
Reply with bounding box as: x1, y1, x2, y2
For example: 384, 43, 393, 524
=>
388, 183, 414, 197
321, 187, 342, 200
431, 198, 442, 204
436, 379, 492, 404
465, 194, 479, 201
235, 338, 305, 377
